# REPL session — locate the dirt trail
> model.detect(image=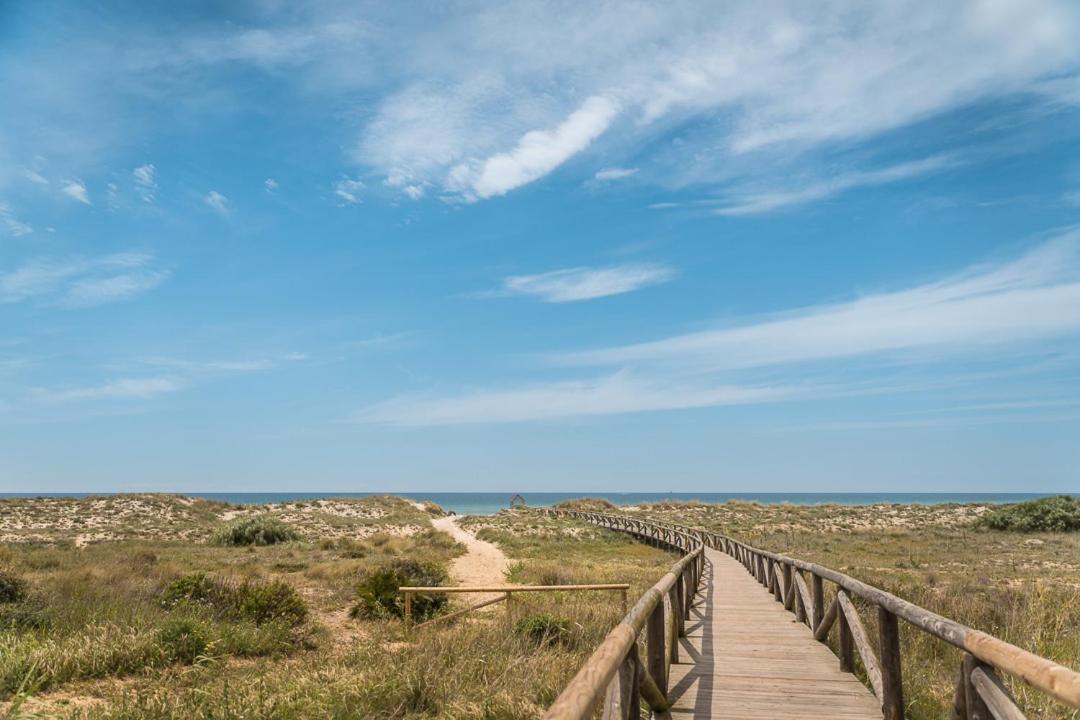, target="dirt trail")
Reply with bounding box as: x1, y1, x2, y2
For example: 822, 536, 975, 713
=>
431, 516, 510, 604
